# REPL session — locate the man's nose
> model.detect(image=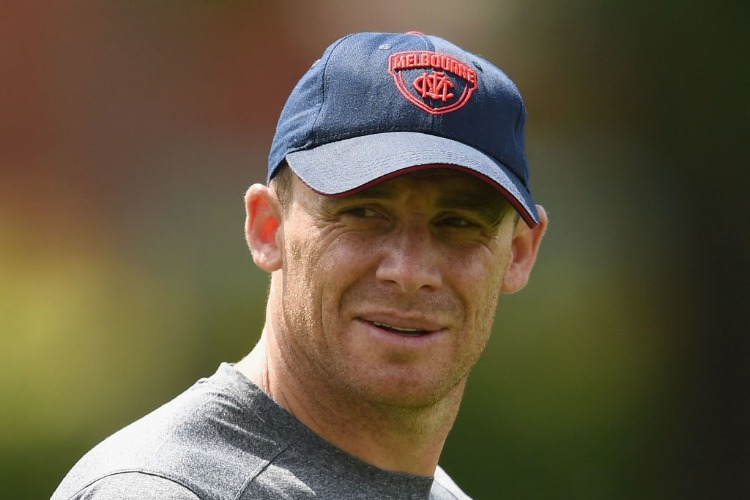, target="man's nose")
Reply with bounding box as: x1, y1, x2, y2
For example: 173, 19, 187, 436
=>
374, 222, 443, 293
